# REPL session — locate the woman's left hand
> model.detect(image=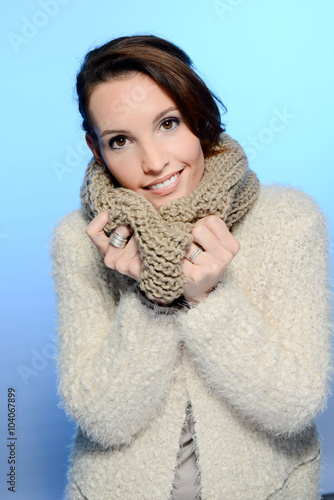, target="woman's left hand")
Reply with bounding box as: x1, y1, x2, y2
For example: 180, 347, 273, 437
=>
182, 216, 240, 303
